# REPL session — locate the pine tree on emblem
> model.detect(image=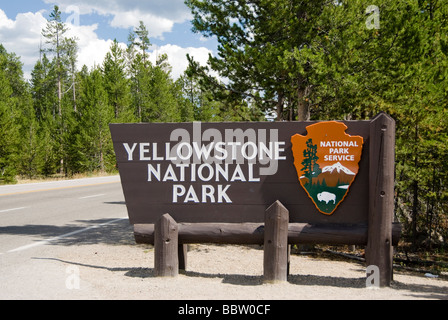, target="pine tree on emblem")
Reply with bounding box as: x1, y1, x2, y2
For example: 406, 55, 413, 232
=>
301, 139, 321, 185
